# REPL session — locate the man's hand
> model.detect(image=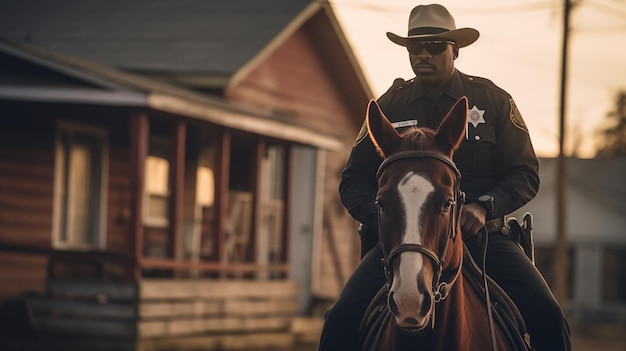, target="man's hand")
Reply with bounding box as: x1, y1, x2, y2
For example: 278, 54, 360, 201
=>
460, 203, 487, 235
